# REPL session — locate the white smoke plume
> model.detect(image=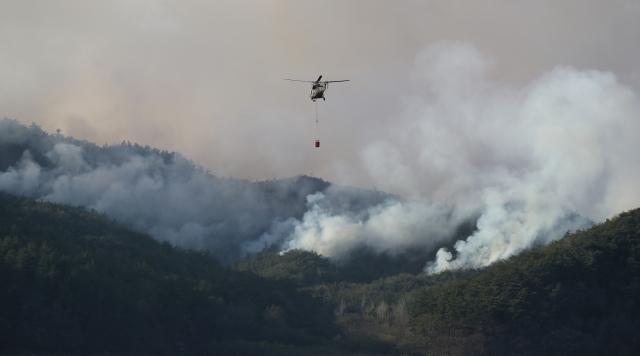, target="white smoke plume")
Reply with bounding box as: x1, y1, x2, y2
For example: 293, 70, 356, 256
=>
252, 42, 640, 272
2, 42, 639, 273
0, 121, 396, 263
272, 191, 467, 262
